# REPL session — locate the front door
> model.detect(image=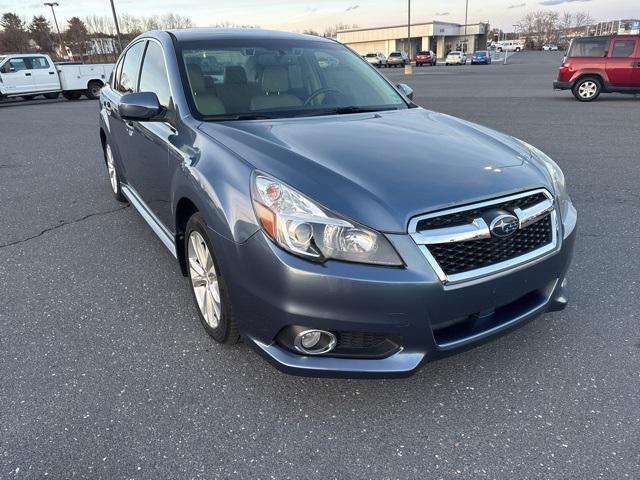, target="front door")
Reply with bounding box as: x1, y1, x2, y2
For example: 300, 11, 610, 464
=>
0, 57, 34, 95
606, 38, 637, 87
26, 56, 60, 92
